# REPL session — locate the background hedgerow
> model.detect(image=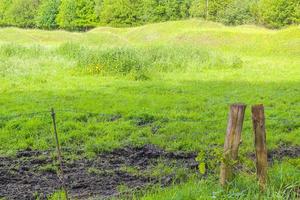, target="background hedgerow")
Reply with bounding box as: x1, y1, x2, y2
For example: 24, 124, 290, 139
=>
0, 0, 299, 29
